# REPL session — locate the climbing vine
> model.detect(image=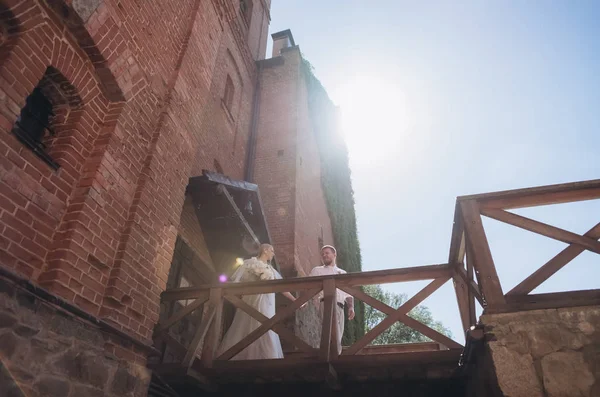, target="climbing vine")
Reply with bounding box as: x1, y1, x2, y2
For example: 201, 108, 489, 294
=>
300, 56, 365, 344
